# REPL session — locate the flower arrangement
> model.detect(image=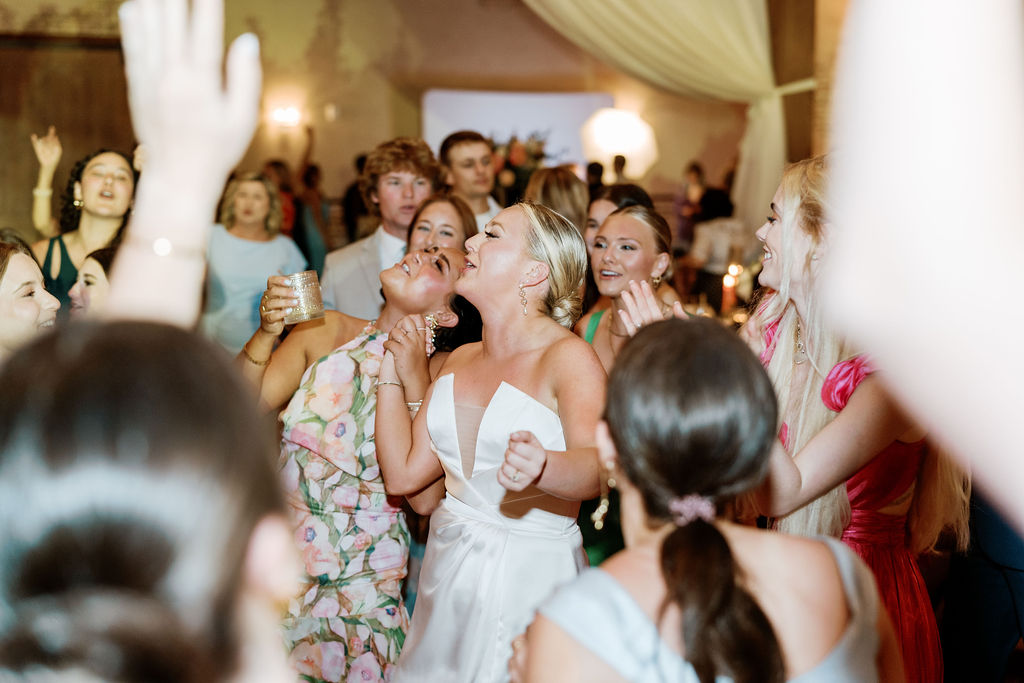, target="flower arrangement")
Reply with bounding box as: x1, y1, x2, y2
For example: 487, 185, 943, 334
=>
491, 132, 549, 206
